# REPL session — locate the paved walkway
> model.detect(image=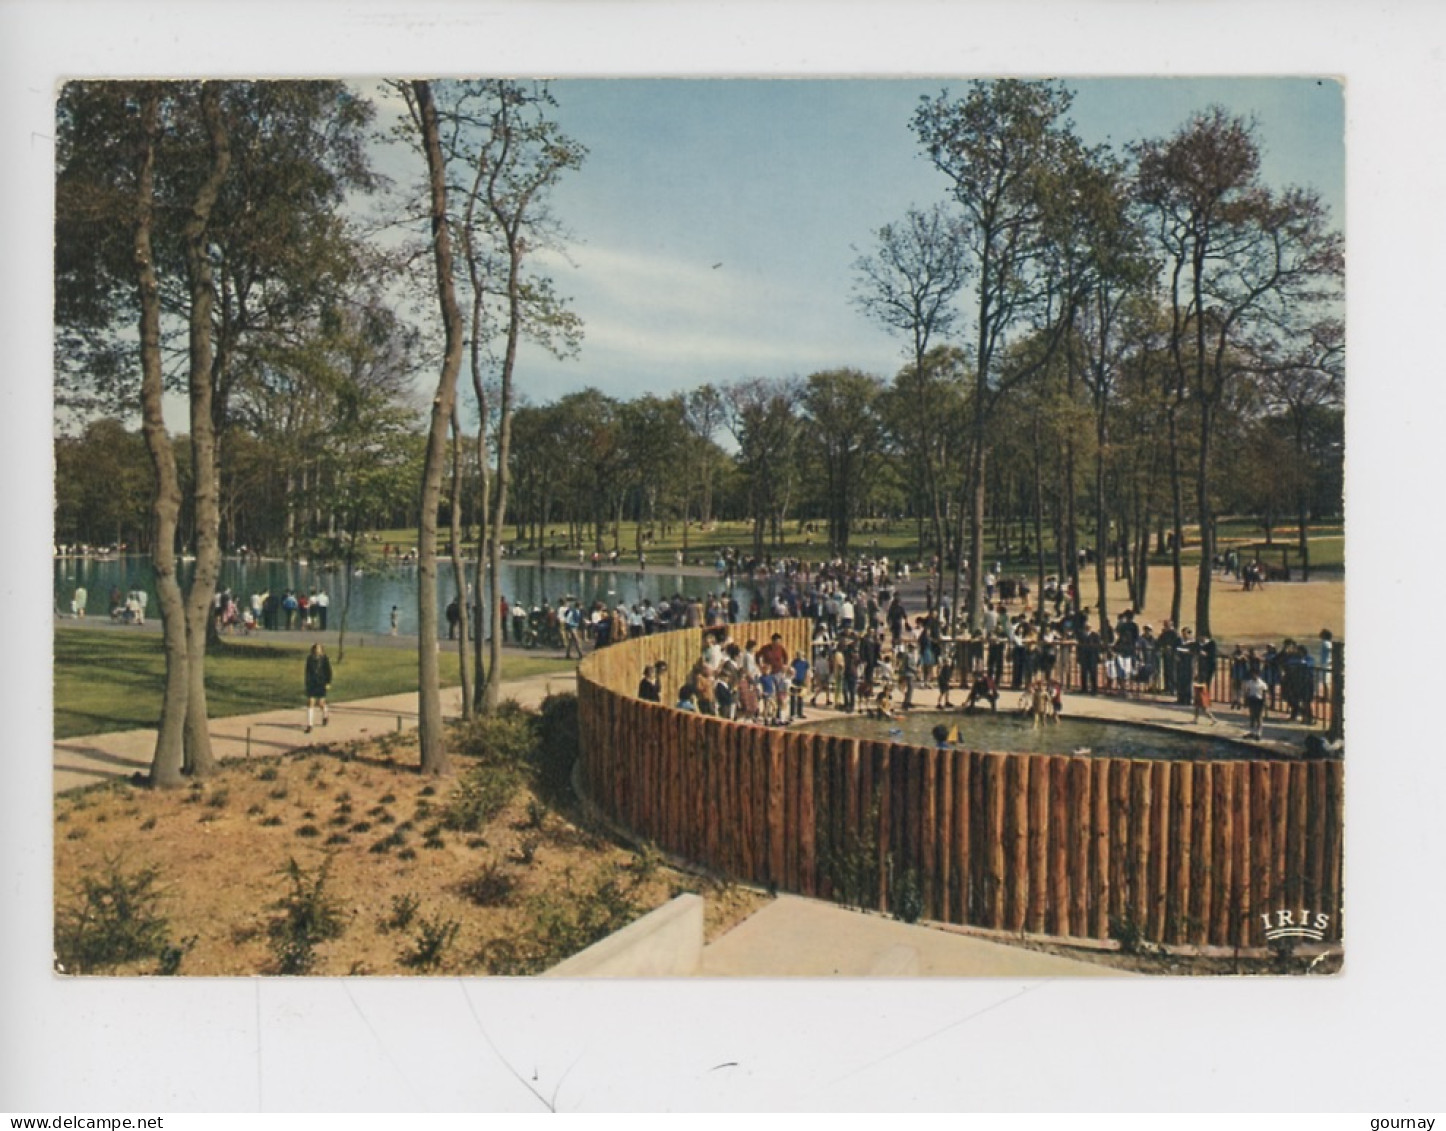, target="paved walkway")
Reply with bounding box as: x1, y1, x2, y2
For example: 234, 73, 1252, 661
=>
700, 894, 1119, 976
52, 670, 574, 794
